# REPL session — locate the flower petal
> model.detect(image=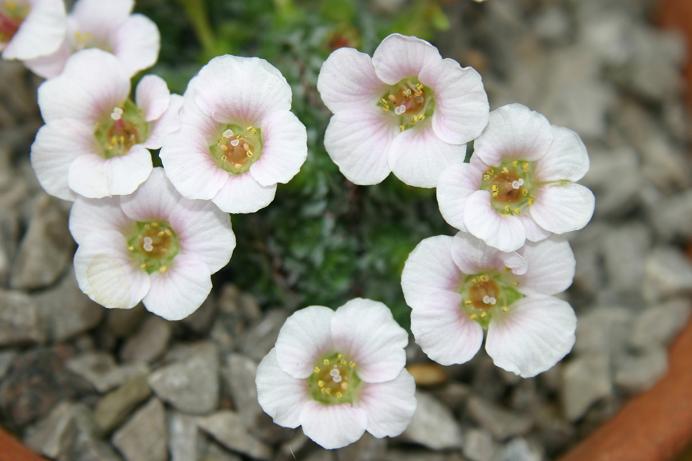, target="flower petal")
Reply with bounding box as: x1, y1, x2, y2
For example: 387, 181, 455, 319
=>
519, 214, 552, 243
112, 14, 160, 76
143, 253, 212, 321
331, 298, 408, 383
68, 145, 152, 198
256, 348, 306, 429
464, 190, 526, 252
436, 156, 485, 231
275, 306, 334, 379
69, 196, 130, 244
419, 58, 489, 145
517, 239, 575, 296
323, 109, 397, 185
250, 110, 307, 186
300, 401, 367, 450
136, 75, 170, 122
3, 0, 66, 60
534, 126, 590, 182
70, 0, 133, 32
450, 231, 526, 275
119, 167, 179, 222
358, 370, 416, 438
372, 33, 441, 85
474, 103, 553, 166
144, 94, 183, 149
529, 183, 595, 234
212, 173, 277, 214
23, 39, 70, 79
485, 295, 576, 378
388, 123, 466, 188
317, 47, 385, 113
